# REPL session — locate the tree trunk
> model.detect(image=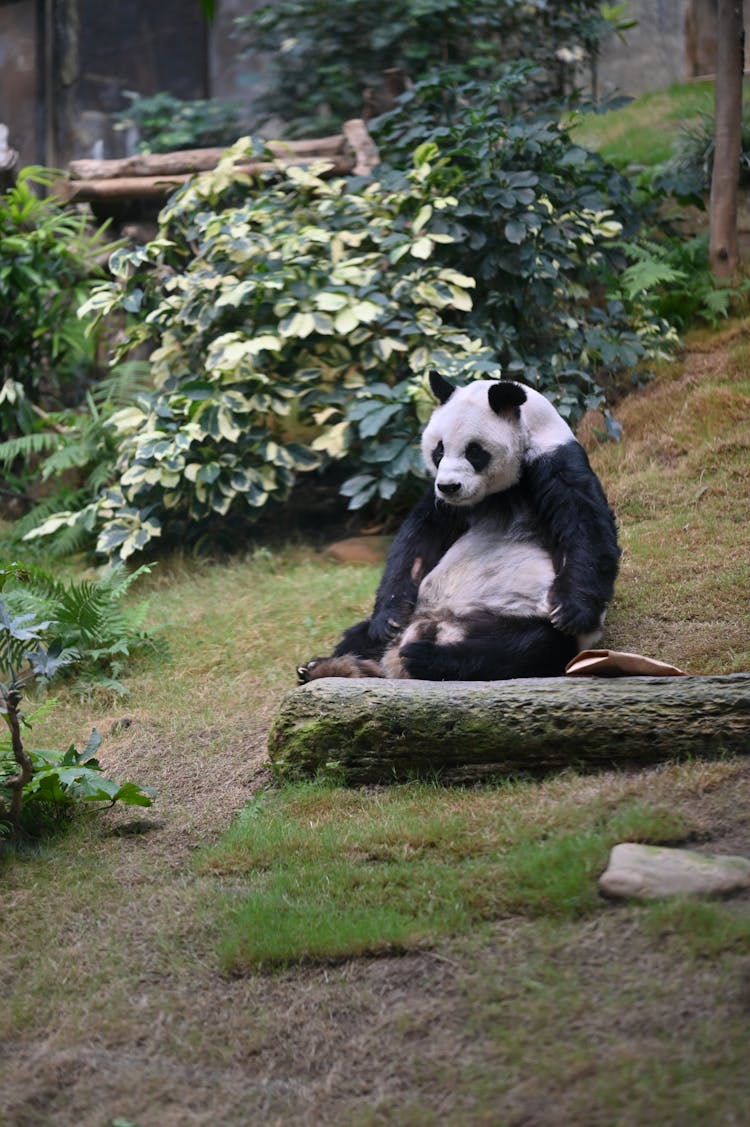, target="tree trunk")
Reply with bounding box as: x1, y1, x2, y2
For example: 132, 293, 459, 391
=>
268, 674, 750, 785
709, 0, 745, 277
